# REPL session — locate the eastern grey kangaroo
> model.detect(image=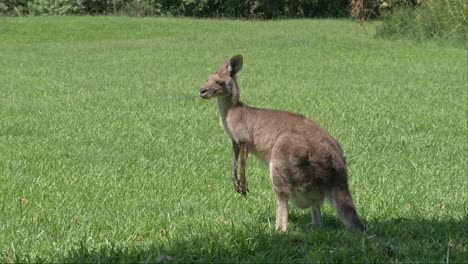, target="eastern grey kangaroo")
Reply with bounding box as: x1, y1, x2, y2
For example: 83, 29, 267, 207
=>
199, 55, 364, 232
